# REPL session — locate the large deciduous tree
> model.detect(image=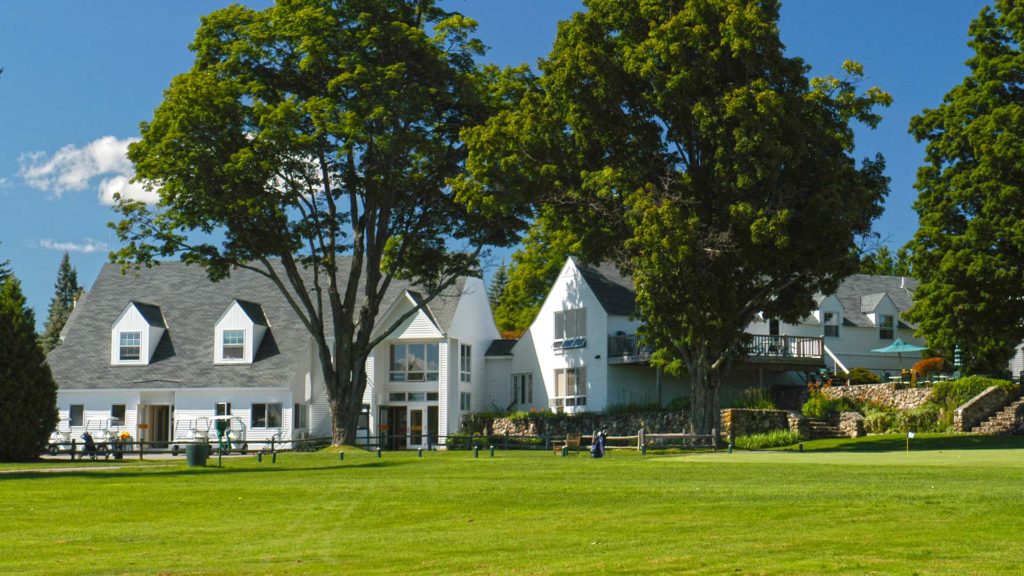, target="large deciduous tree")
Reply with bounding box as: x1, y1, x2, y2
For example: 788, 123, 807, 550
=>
111, 0, 522, 444
40, 252, 81, 354
906, 1, 1024, 374
456, 0, 890, 433
0, 275, 58, 461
